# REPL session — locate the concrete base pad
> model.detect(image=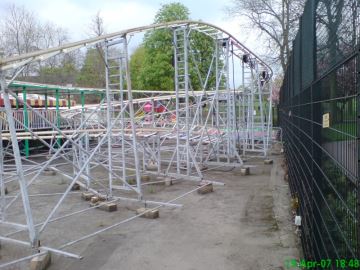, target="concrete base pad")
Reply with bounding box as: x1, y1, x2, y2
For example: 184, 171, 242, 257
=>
90, 196, 99, 204
141, 175, 151, 182
99, 202, 118, 212
42, 170, 56, 176
197, 183, 213, 194
71, 183, 80, 191
240, 167, 250, 176
164, 177, 173, 186
136, 207, 159, 219
146, 162, 158, 171
127, 178, 136, 185
90, 195, 106, 204
264, 159, 274, 165
81, 192, 94, 201
30, 252, 51, 270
